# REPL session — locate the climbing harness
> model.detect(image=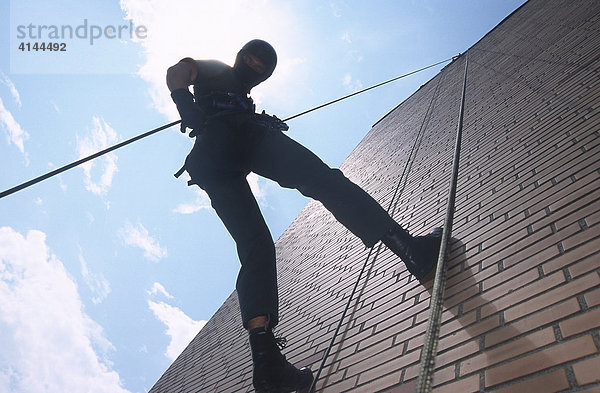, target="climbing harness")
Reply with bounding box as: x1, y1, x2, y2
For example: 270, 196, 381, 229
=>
0, 57, 452, 200
416, 55, 468, 393
173, 109, 289, 180
197, 91, 255, 112
250, 111, 289, 132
